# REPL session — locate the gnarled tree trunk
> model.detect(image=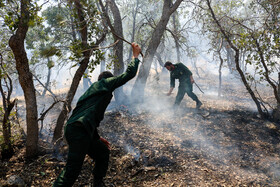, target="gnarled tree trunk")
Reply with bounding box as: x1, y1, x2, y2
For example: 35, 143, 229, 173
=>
217, 38, 223, 97
0, 54, 16, 159
127, 0, 139, 63
206, 0, 267, 118
131, 0, 183, 102
53, 0, 90, 142
42, 65, 52, 96
53, 0, 106, 142
273, 72, 280, 121
172, 11, 181, 63
9, 0, 38, 158
109, 0, 125, 104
